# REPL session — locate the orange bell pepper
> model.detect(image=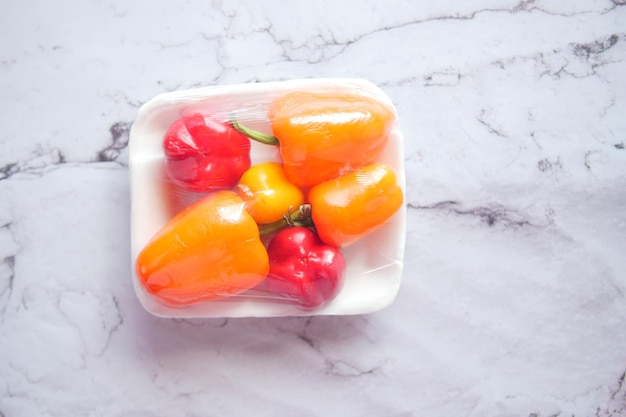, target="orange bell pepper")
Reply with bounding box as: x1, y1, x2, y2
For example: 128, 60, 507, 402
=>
308, 163, 403, 248
236, 162, 304, 224
231, 90, 396, 187
135, 190, 269, 306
